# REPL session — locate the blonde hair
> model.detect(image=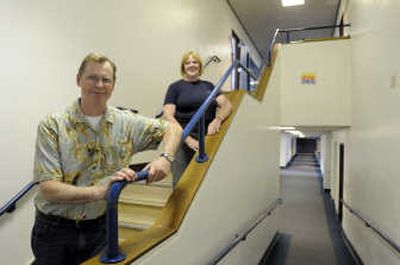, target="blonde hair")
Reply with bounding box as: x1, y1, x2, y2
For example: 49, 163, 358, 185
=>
180, 51, 203, 77
78, 52, 117, 81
